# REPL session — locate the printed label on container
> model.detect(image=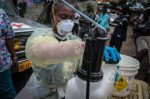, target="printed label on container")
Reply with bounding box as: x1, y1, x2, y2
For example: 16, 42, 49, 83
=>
114, 76, 128, 92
